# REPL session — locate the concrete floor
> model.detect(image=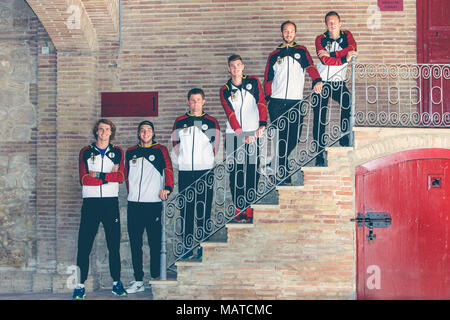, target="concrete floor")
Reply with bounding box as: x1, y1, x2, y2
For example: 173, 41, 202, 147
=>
0, 288, 153, 300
